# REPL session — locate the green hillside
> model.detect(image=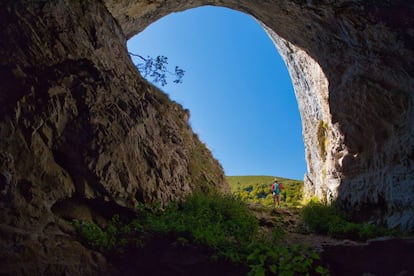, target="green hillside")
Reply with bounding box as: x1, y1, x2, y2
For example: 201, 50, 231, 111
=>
226, 175, 304, 207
